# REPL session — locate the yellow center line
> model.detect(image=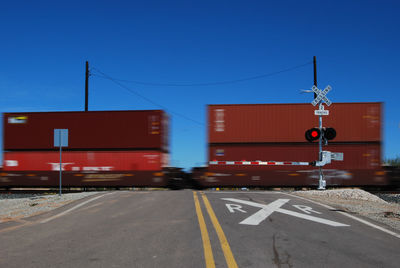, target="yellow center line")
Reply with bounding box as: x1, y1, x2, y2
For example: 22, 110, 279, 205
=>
201, 192, 239, 268
193, 191, 215, 268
